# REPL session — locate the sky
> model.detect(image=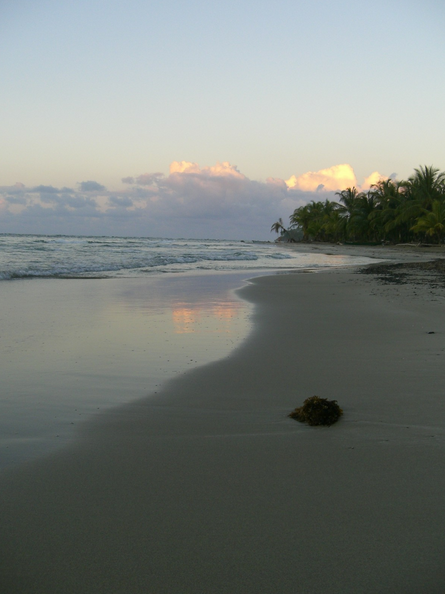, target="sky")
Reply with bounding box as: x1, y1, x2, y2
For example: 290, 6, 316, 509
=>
1, 0, 444, 239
